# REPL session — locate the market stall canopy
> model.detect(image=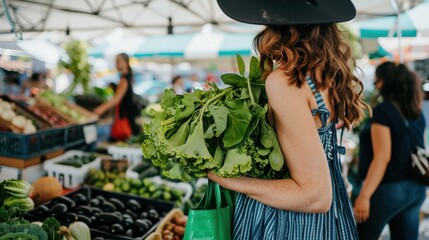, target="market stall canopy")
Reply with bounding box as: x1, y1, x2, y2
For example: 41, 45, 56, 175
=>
378, 37, 429, 61
355, 0, 429, 38
0, 0, 424, 40
353, 0, 423, 18
0, 0, 245, 39
0, 40, 63, 64
89, 32, 255, 59
0, 40, 63, 71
